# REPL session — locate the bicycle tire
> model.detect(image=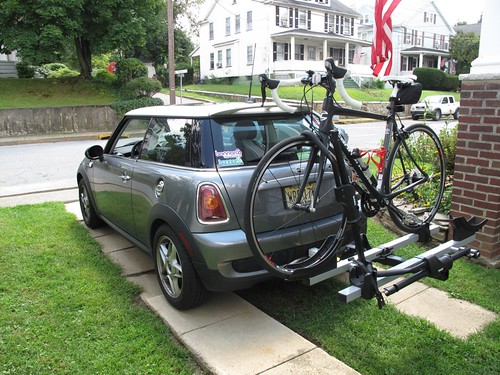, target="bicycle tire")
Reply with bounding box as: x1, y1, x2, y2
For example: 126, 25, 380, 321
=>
383, 124, 446, 233
244, 134, 347, 279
